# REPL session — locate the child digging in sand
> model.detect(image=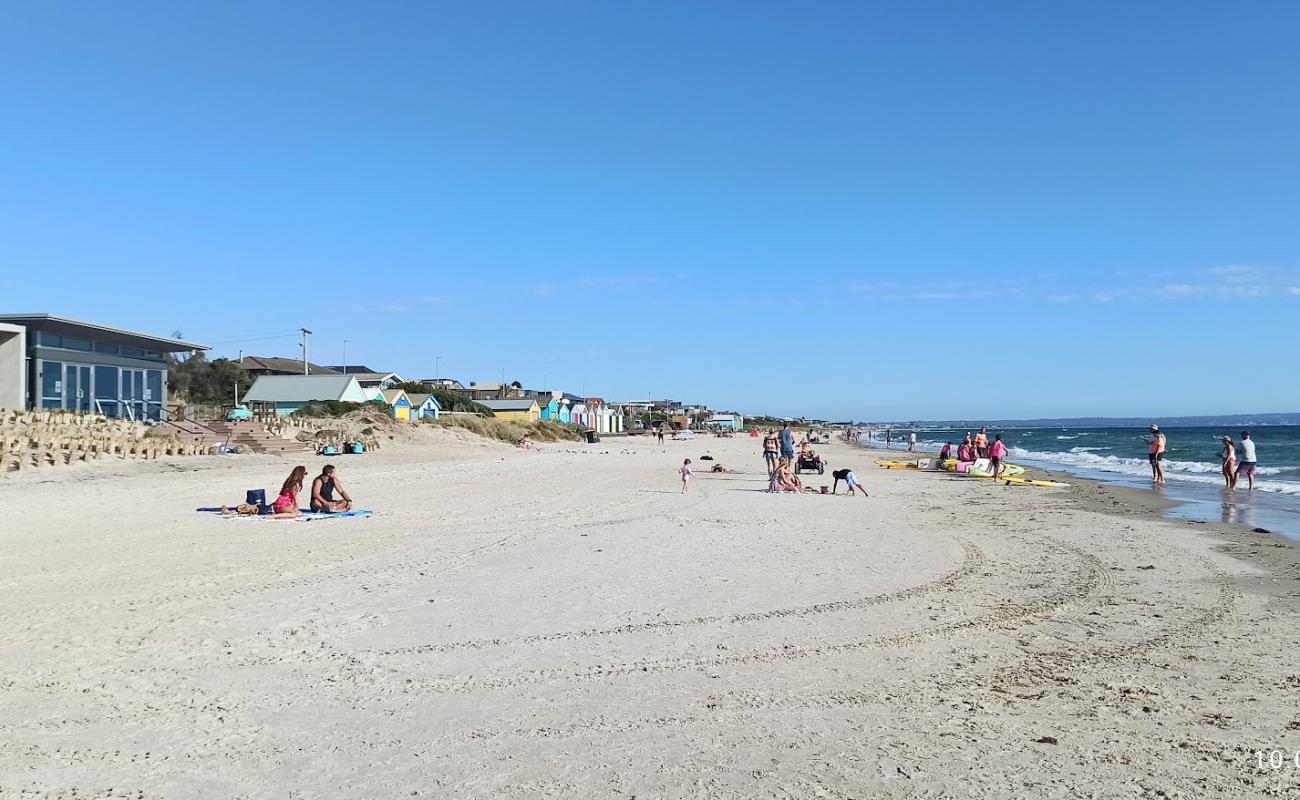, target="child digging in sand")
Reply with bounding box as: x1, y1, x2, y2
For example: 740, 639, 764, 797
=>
680, 458, 693, 493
